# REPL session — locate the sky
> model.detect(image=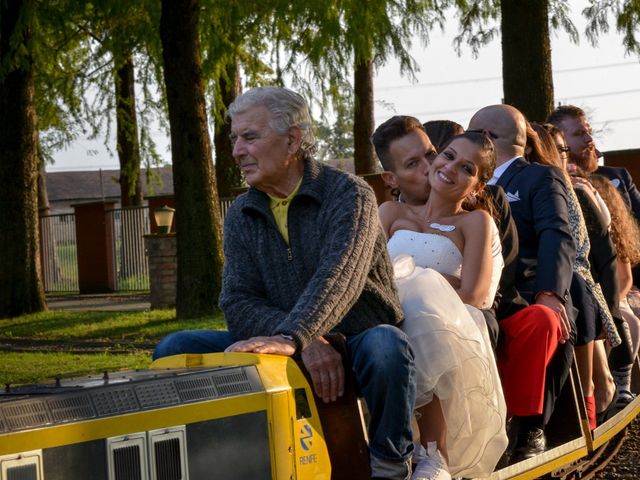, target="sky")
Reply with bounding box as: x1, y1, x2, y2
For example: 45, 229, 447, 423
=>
49, 0, 640, 172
